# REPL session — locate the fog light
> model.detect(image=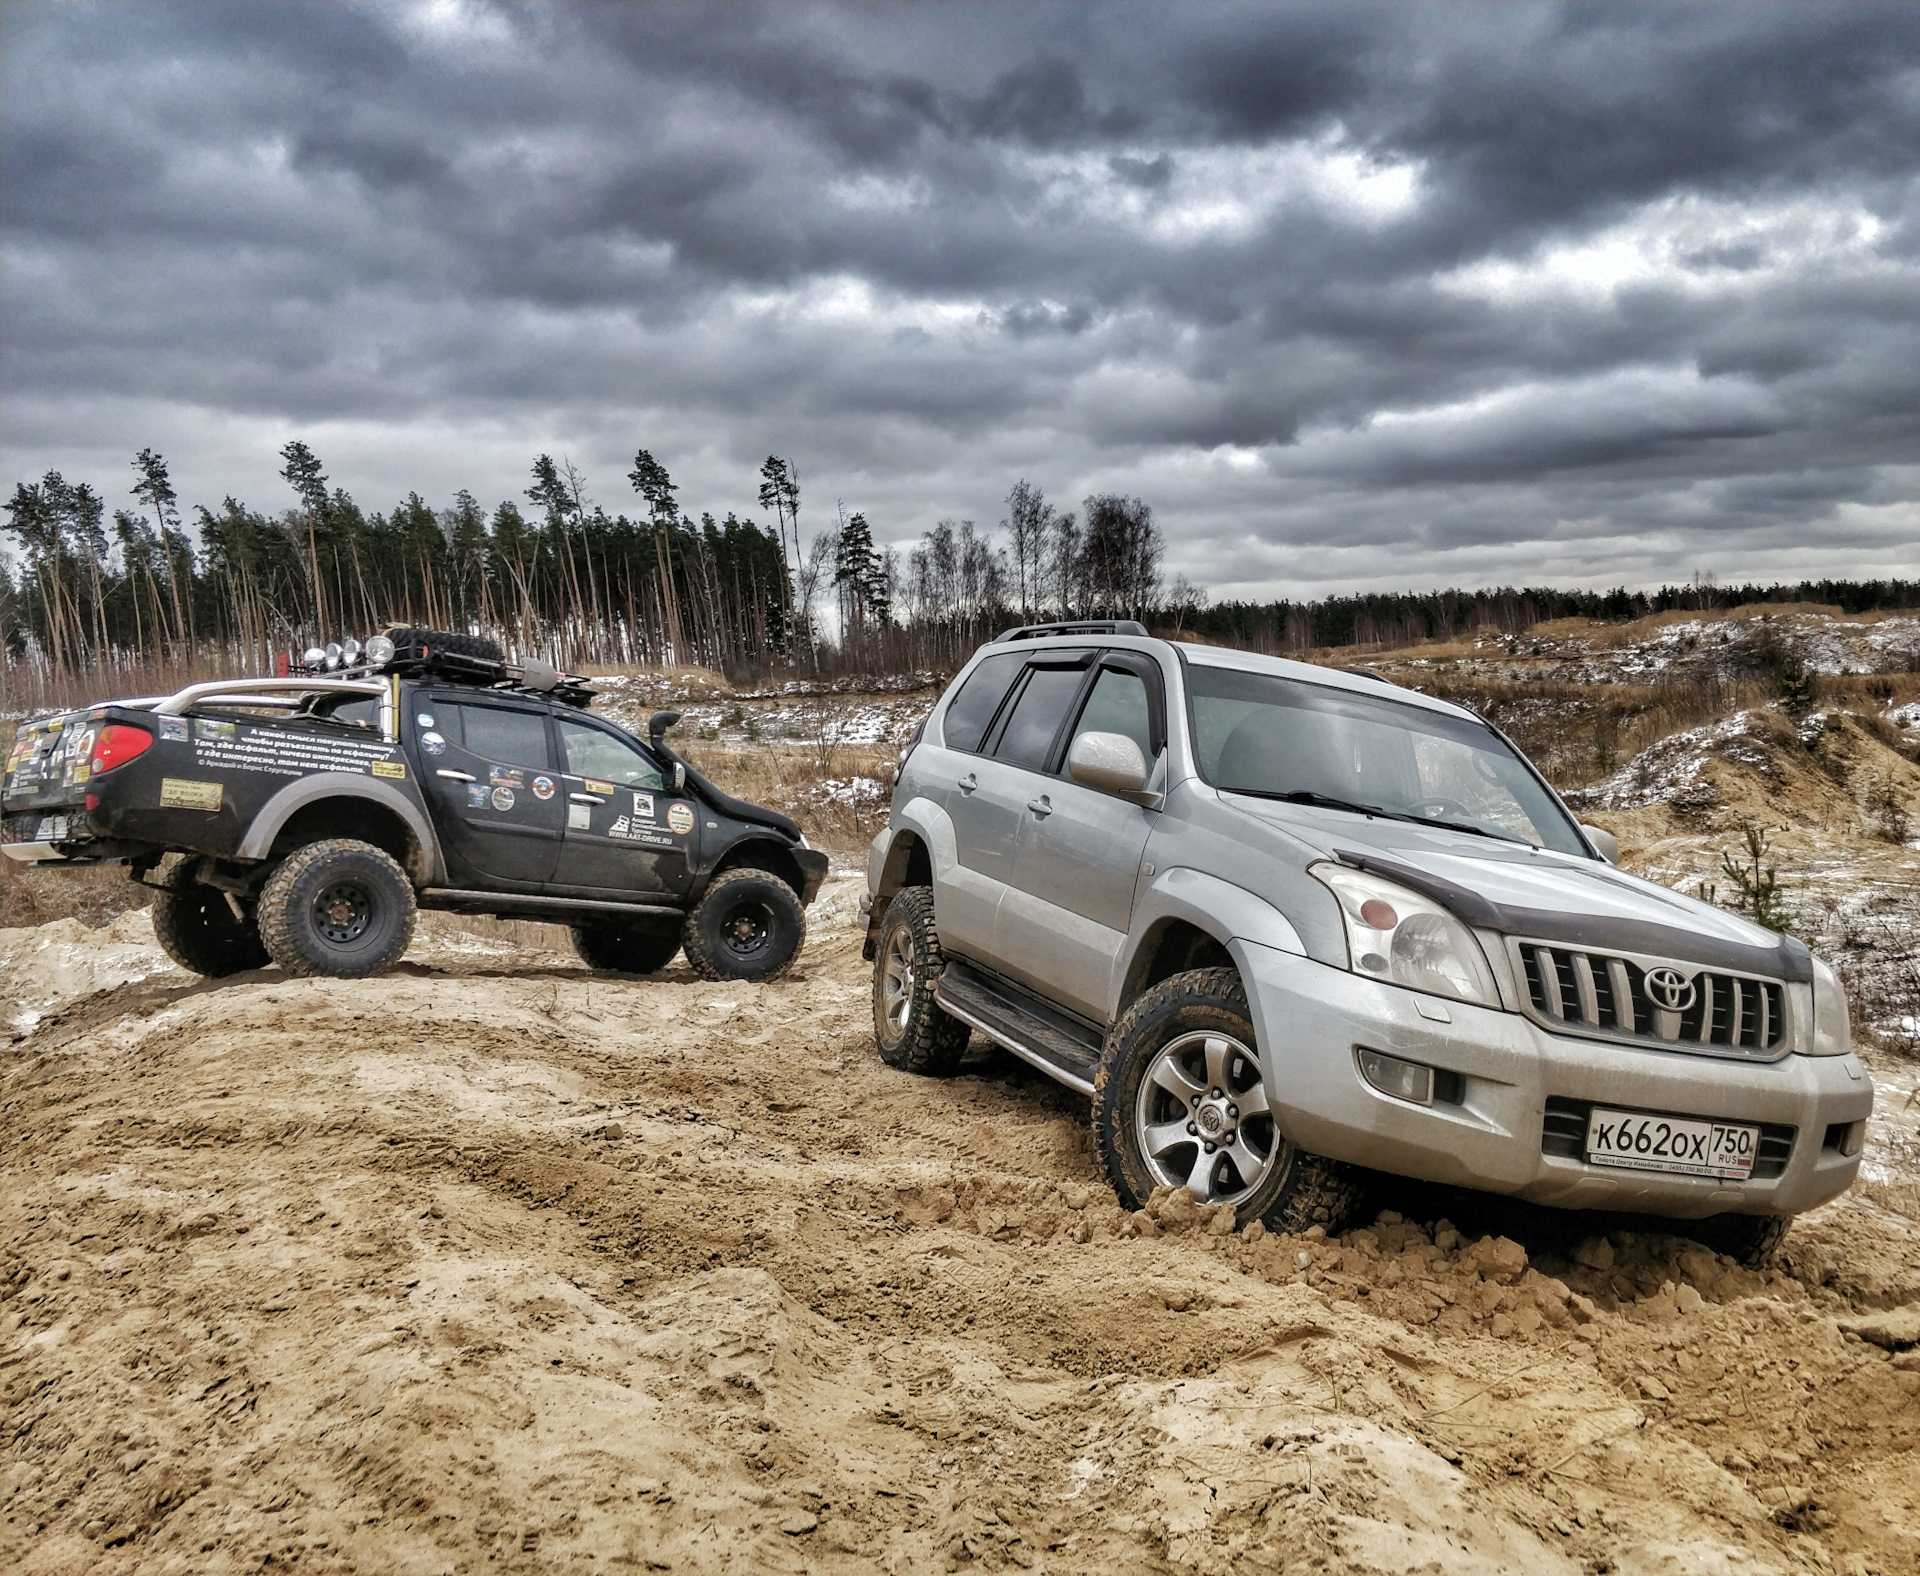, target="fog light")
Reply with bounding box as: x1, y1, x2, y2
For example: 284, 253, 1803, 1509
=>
1824, 1119, 1865, 1158
1357, 1047, 1434, 1106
